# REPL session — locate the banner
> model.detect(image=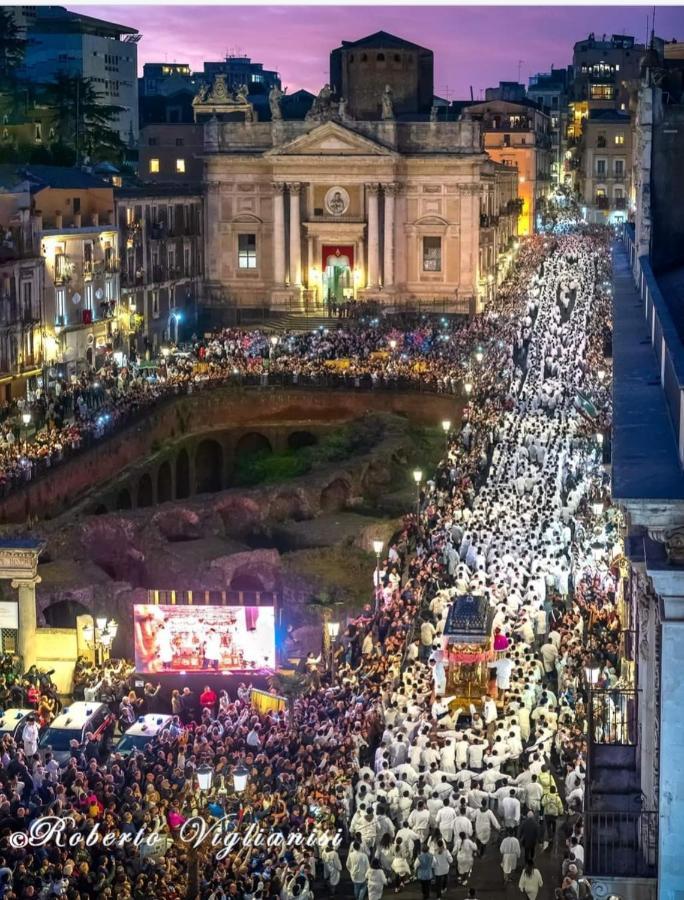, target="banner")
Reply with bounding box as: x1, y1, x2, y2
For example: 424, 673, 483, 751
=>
0, 602, 18, 630
324, 359, 350, 370
250, 688, 287, 716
